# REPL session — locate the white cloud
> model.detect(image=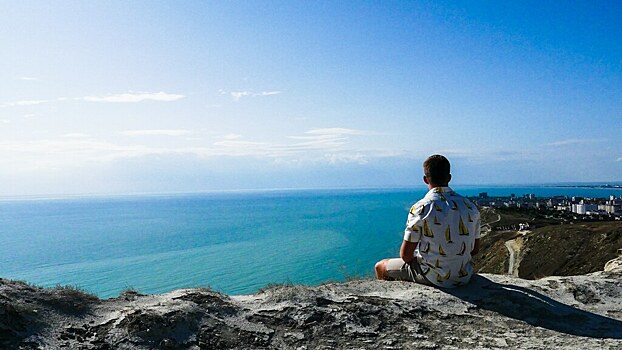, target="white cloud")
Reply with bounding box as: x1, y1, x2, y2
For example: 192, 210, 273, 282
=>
545, 138, 605, 147
0, 119, 9, 124
62, 133, 91, 138
119, 129, 192, 137
1, 91, 184, 108
0, 99, 50, 108
305, 128, 368, 136
222, 90, 282, 101
0, 138, 157, 171
83, 91, 184, 103
436, 148, 542, 164
229, 91, 251, 101
617, 157, 622, 162
18, 77, 39, 81
23, 114, 37, 118
208, 128, 377, 159
257, 91, 281, 97
2, 128, 396, 172
325, 153, 369, 165
222, 133, 243, 140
